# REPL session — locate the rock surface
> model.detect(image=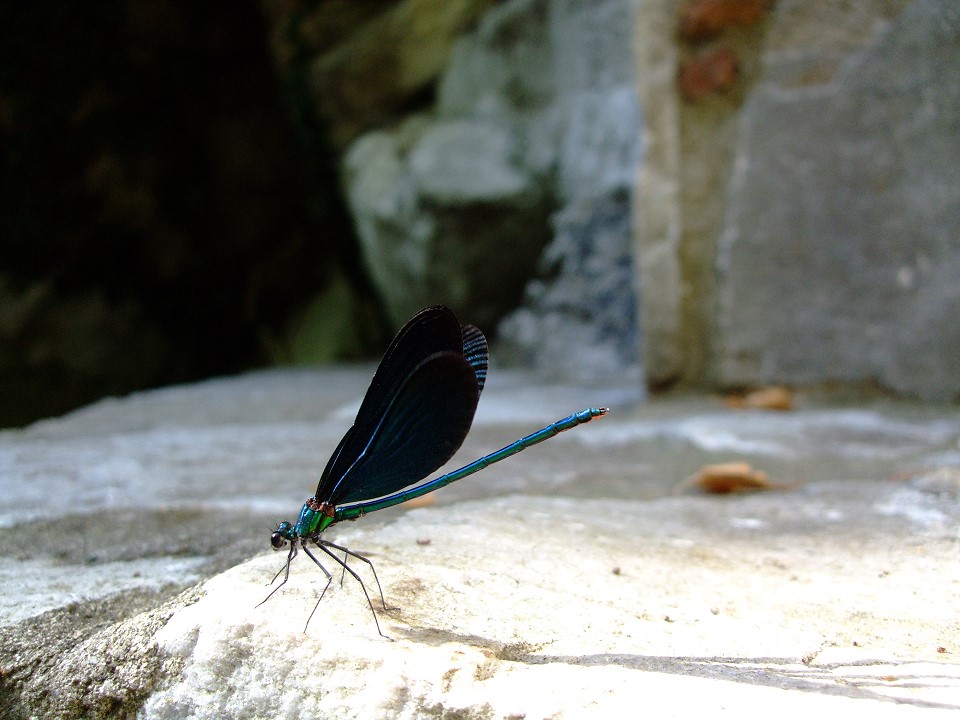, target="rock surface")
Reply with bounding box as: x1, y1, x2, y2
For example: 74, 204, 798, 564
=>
1, 368, 959, 718
342, 0, 641, 375
342, 115, 552, 333
716, 0, 960, 401
495, 0, 642, 381
307, 0, 496, 150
